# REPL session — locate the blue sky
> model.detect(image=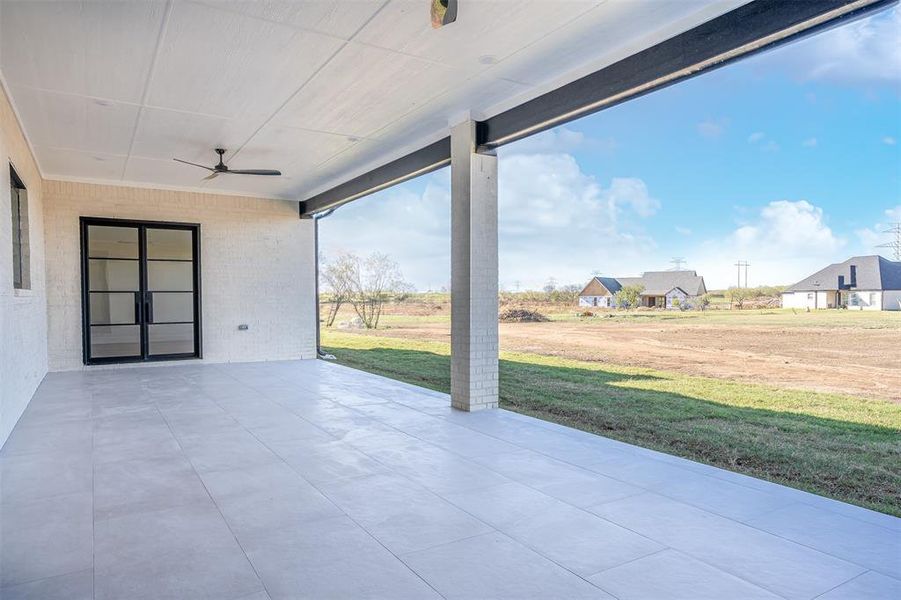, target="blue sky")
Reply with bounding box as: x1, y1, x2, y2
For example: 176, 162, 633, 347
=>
321, 7, 900, 291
